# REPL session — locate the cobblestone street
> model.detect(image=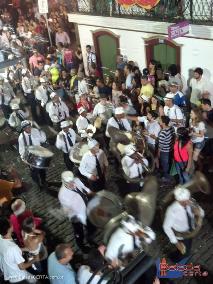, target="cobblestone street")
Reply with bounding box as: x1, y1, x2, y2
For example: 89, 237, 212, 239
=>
0, 126, 213, 284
